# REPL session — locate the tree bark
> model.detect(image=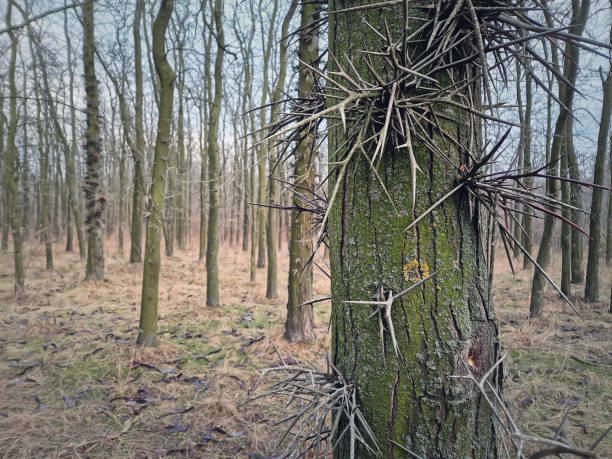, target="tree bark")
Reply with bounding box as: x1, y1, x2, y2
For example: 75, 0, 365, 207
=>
5, 0, 25, 295
62, 1, 86, 258
205, 0, 225, 307
82, 0, 105, 281
30, 35, 53, 269
329, 2, 500, 456
130, 0, 146, 263
530, 0, 590, 317
137, 0, 175, 346
266, 0, 298, 299
284, 0, 318, 343
584, 68, 612, 302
